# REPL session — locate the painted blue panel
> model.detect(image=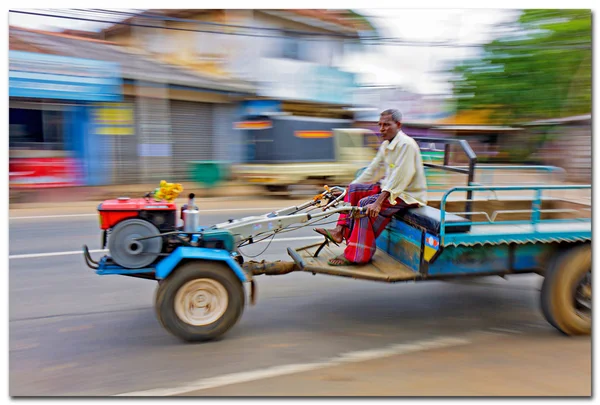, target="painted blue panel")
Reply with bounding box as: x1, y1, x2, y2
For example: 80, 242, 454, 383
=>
428, 245, 509, 276
66, 105, 88, 185
513, 244, 553, 271
388, 218, 422, 241
9, 51, 122, 101
155, 247, 248, 282
385, 219, 422, 272
375, 229, 390, 253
